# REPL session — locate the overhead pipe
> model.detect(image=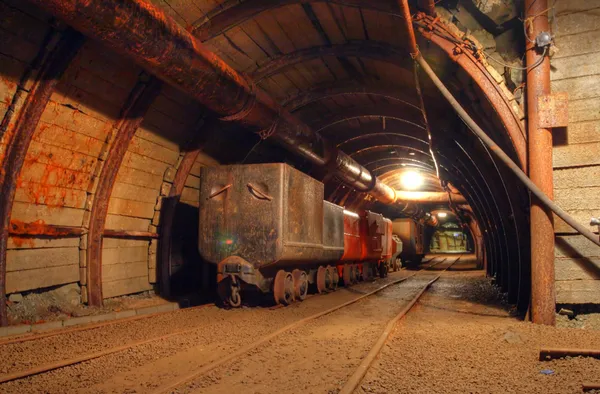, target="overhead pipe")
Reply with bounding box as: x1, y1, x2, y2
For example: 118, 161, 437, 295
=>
394, 190, 466, 204
28, 0, 428, 218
